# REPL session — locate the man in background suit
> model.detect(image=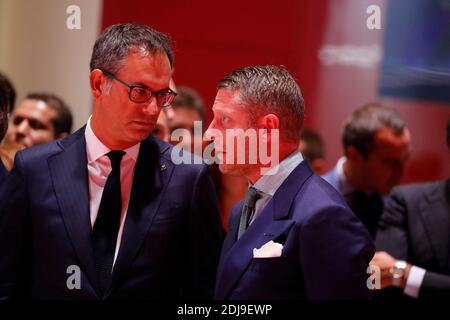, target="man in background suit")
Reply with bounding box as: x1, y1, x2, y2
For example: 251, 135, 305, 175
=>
373, 116, 450, 299
0, 72, 13, 186
206, 66, 374, 300
323, 103, 411, 238
0, 23, 223, 299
